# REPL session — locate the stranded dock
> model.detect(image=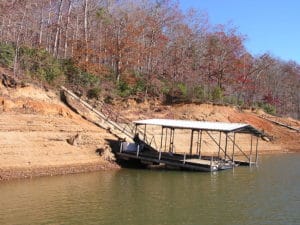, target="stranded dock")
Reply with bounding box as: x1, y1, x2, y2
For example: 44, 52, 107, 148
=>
116, 119, 263, 172
61, 87, 263, 173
